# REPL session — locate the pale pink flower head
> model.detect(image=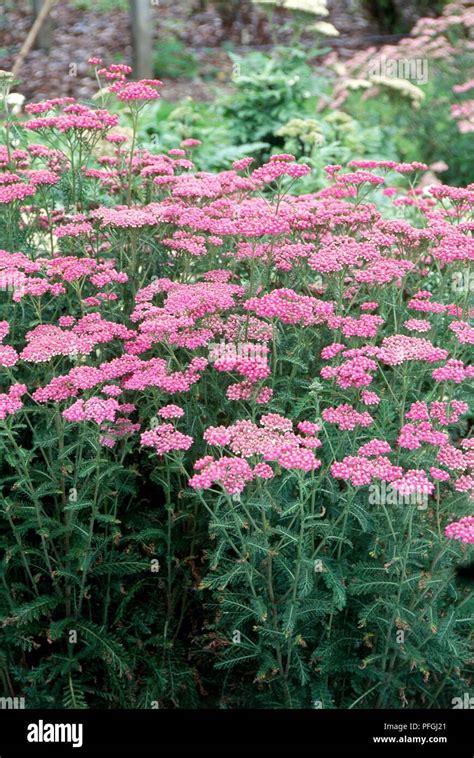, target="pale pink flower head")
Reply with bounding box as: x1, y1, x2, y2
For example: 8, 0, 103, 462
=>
0, 384, 28, 420
260, 413, 293, 432
297, 421, 321, 436
158, 404, 185, 419
141, 424, 193, 456
232, 157, 254, 171
112, 80, 162, 102
445, 516, 474, 545
360, 390, 380, 406
358, 439, 392, 457
0, 321, 9, 341
203, 426, 232, 446
430, 467, 450, 482
253, 463, 274, 479
404, 319, 432, 333
322, 404, 374, 431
